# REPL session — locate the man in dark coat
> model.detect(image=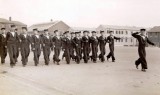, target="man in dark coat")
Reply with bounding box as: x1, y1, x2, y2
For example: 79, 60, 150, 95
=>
19, 27, 31, 67
15, 28, 20, 62
98, 31, 107, 62
106, 31, 121, 62
90, 31, 99, 63
82, 31, 91, 63
70, 32, 76, 61
31, 29, 42, 66
6, 25, 19, 67
42, 29, 52, 65
62, 31, 72, 64
52, 30, 62, 65
73, 32, 82, 64
132, 29, 155, 72
0, 28, 7, 64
